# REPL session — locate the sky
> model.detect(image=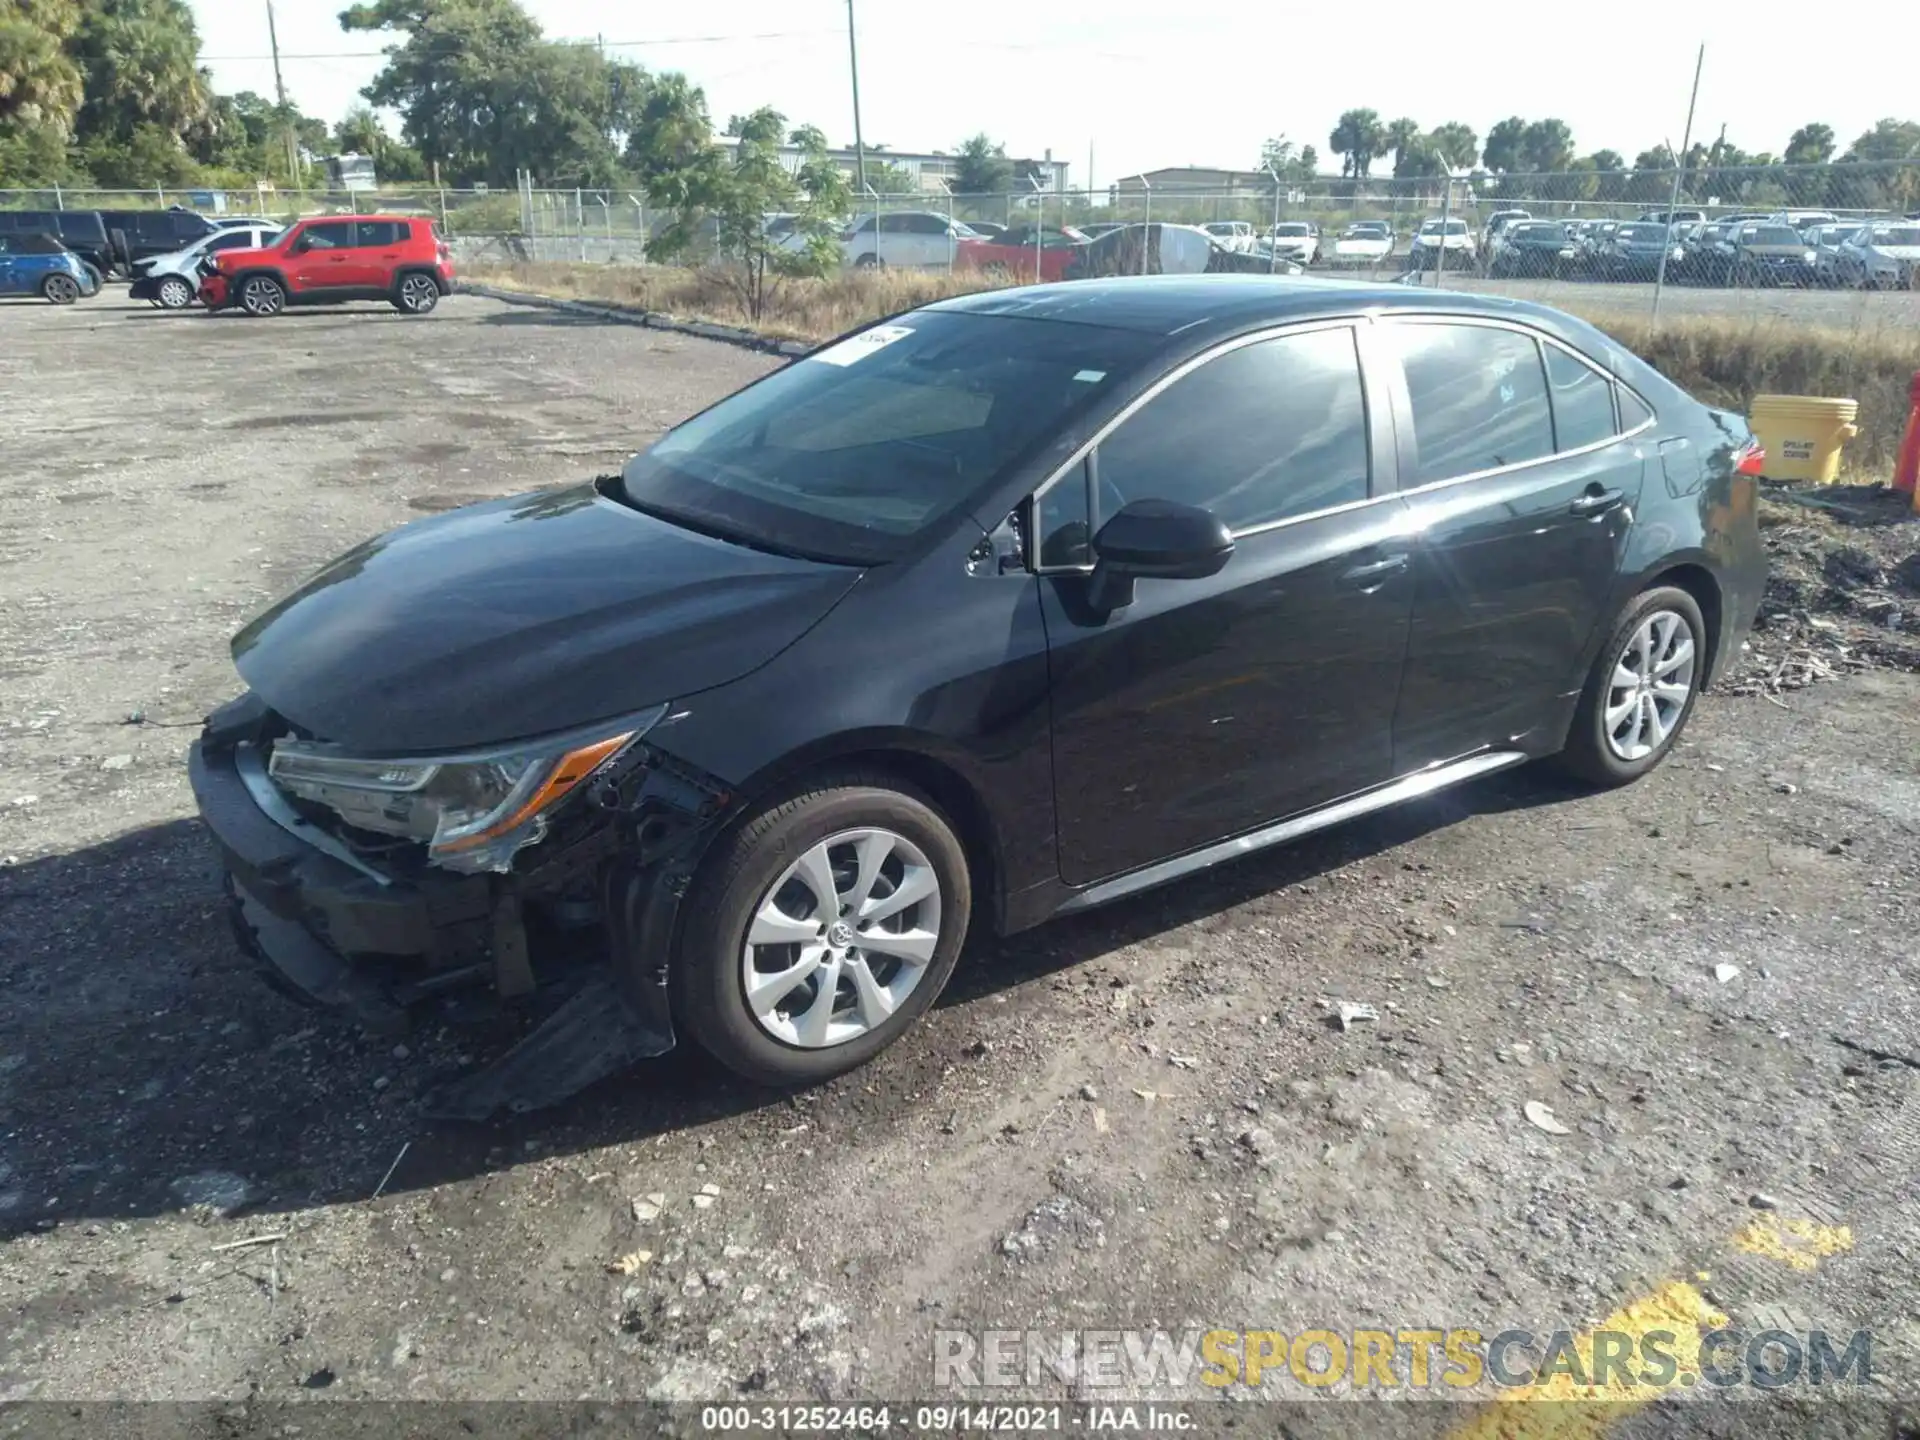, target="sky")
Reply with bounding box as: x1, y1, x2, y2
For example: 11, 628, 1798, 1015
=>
187, 0, 1908, 184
